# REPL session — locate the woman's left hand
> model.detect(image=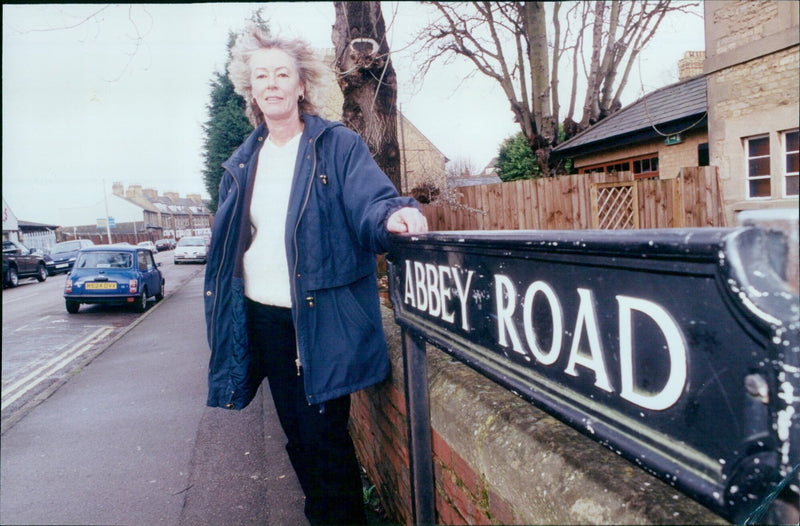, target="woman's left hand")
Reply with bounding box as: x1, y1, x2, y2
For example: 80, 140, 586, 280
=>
387, 207, 429, 234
